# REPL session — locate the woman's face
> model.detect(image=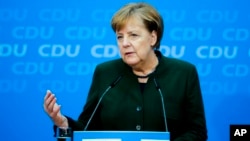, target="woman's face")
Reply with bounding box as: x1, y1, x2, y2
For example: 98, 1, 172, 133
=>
116, 17, 157, 67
